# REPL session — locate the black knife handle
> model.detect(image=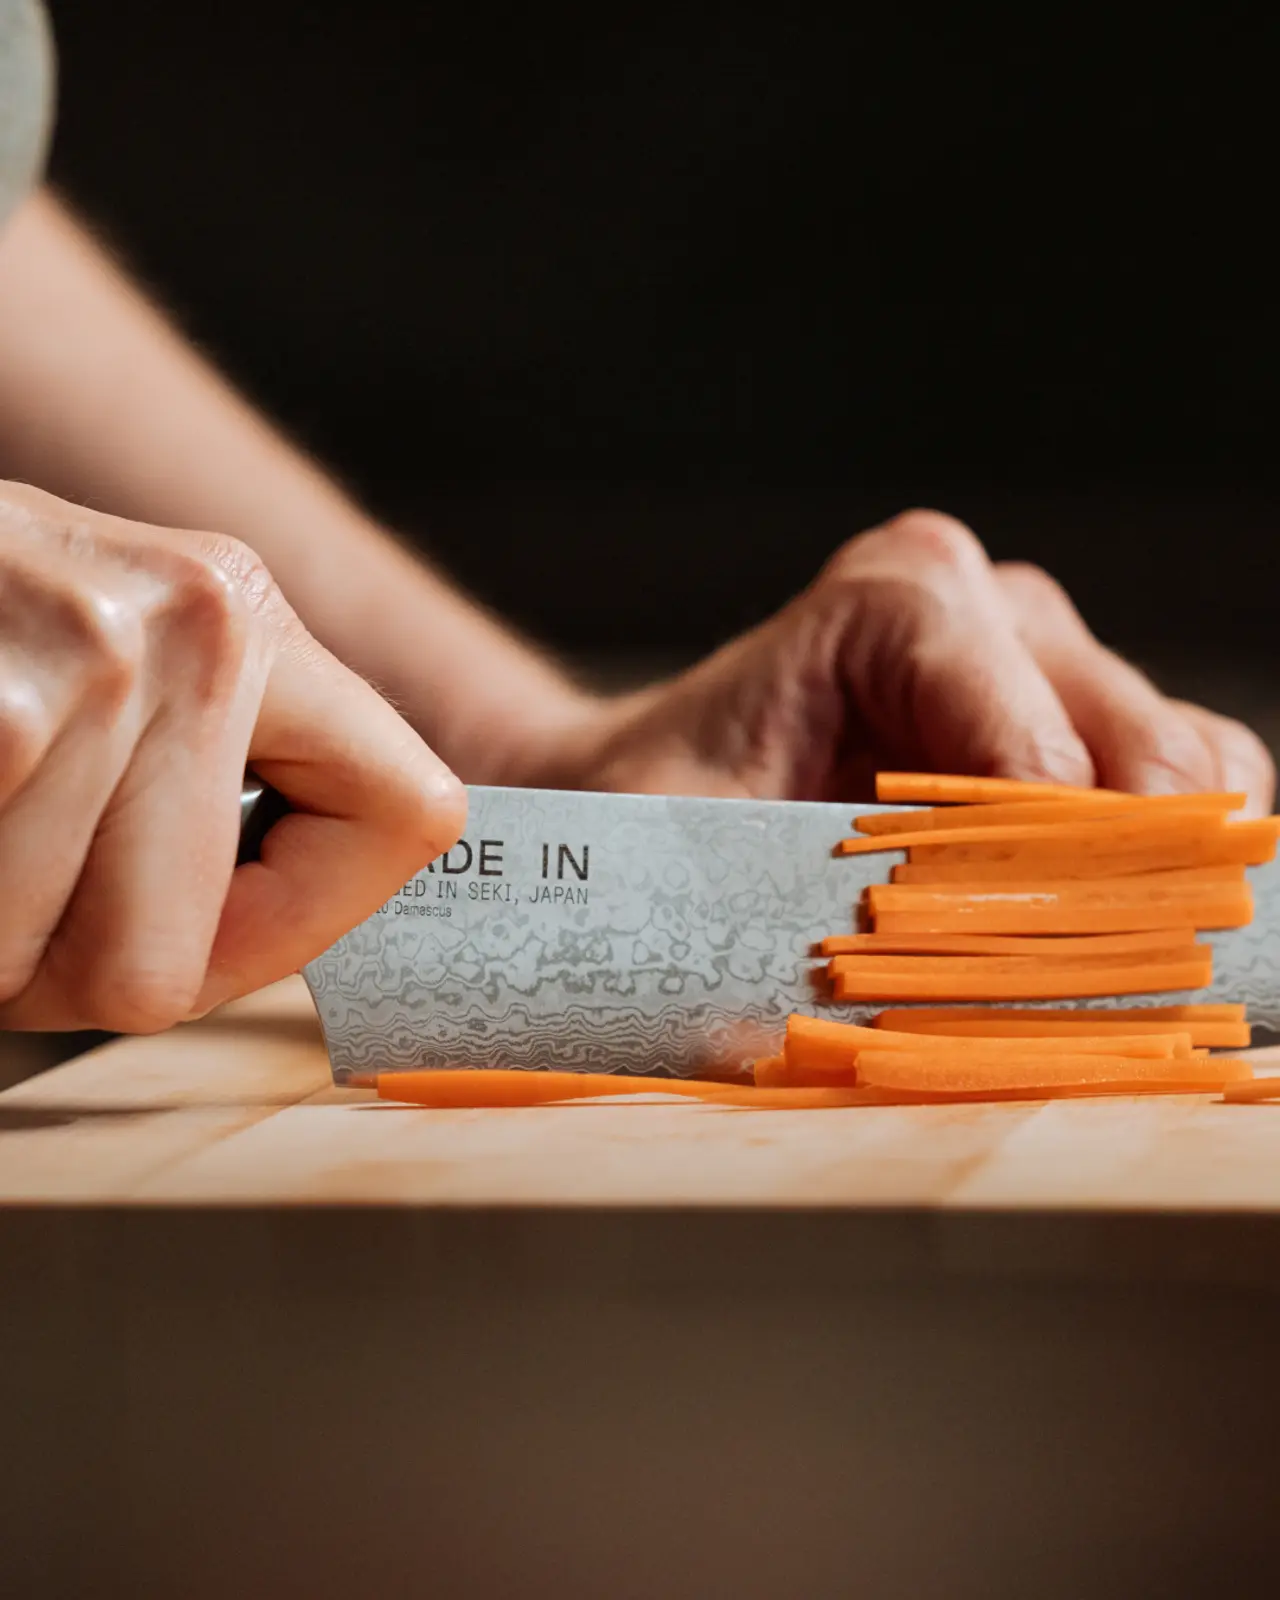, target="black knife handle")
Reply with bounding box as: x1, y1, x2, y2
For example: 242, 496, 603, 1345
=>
237, 772, 291, 865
